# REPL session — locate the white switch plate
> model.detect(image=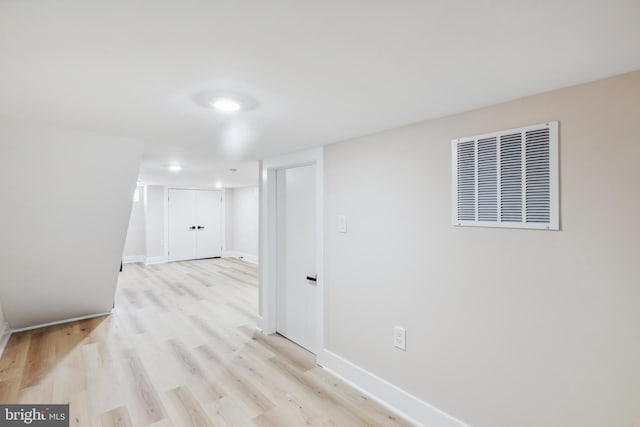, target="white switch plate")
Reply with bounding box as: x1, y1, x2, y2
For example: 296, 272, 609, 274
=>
394, 326, 406, 351
337, 215, 347, 233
